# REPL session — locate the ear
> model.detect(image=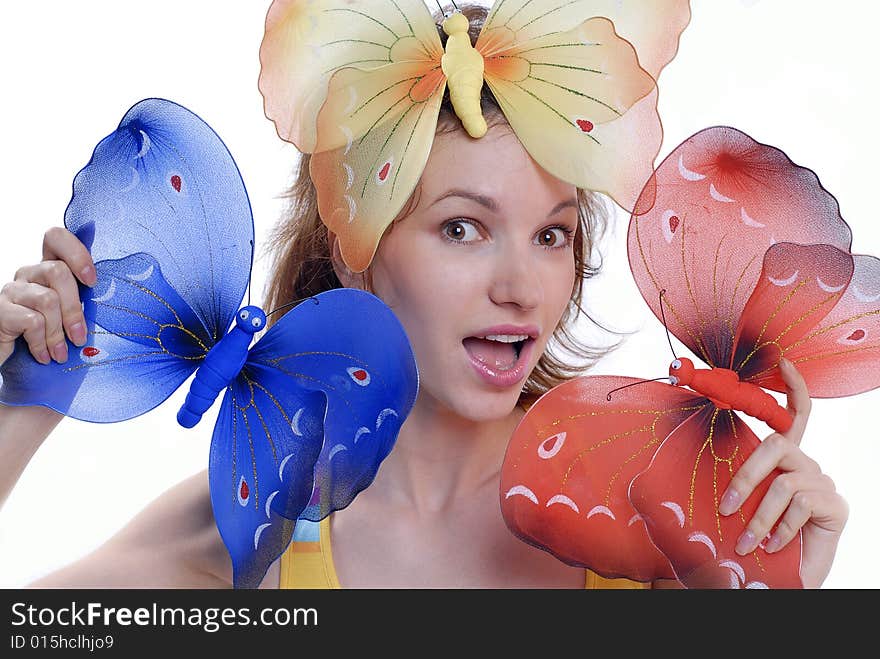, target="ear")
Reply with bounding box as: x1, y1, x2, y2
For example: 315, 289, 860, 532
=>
328, 229, 363, 289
